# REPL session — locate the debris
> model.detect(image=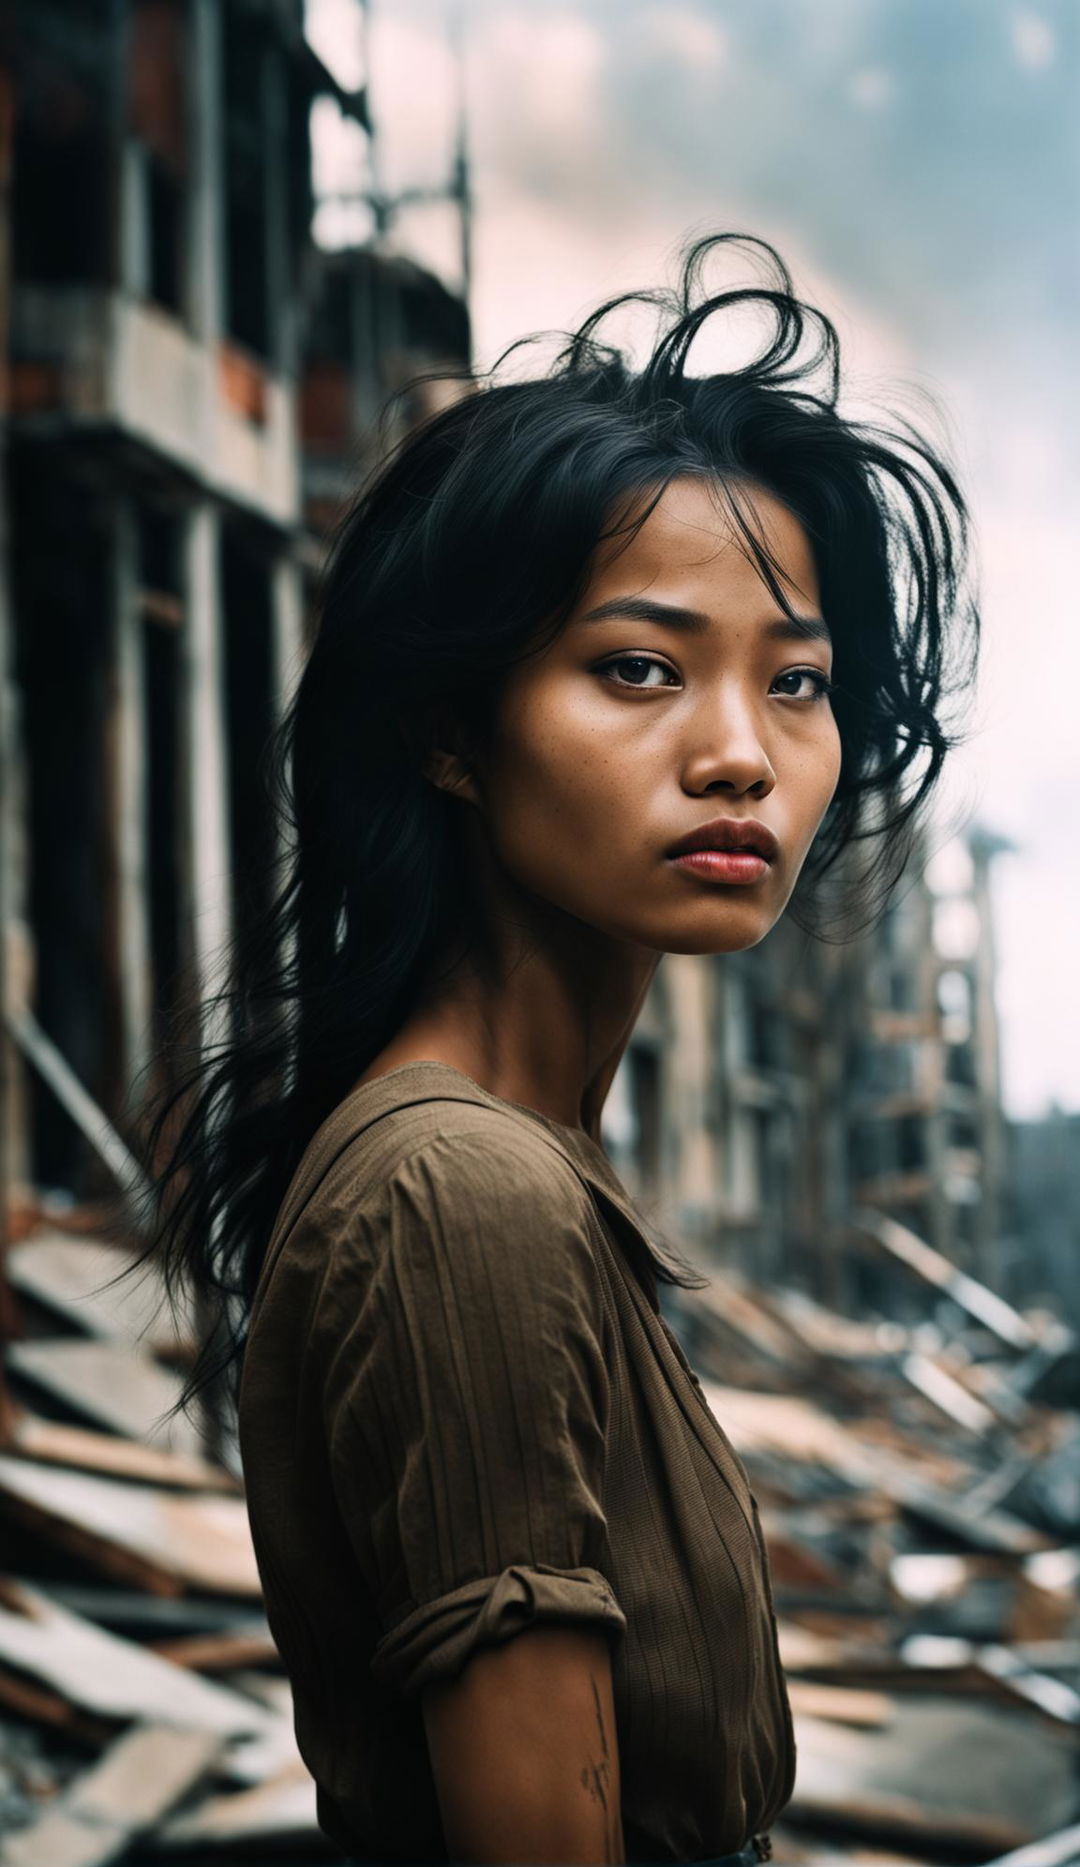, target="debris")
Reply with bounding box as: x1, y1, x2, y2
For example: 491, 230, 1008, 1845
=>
6, 1340, 201, 1460
146, 1629, 281, 1673
147, 1752, 323, 1853
788, 1698, 1078, 1851
784, 1681, 894, 1728
0, 1580, 275, 1741
5, 1344, 198, 1456
666, 1228, 1080, 1862
0, 1457, 261, 1596
849, 1209, 1043, 1353
6, 1413, 236, 1494
1, 1190, 1075, 1866
0, 1721, 224, 1867
5, 1230, 194, 1358
898, 1351, 999, 1436
32, 1584, 269, 1641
